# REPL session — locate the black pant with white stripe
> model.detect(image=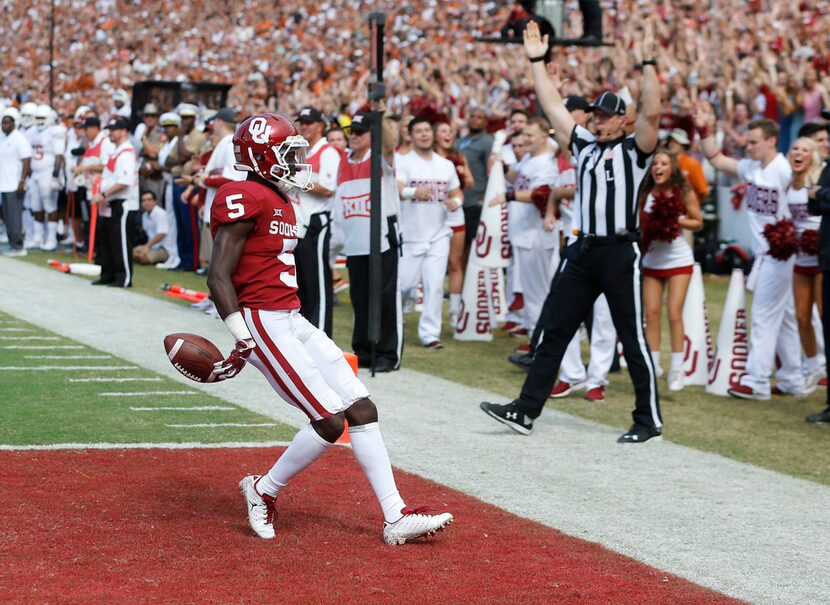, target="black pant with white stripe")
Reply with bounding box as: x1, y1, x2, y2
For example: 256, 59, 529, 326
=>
516, 239, 662, 430
295, 211, 333, 337
95, 199, 136, 287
